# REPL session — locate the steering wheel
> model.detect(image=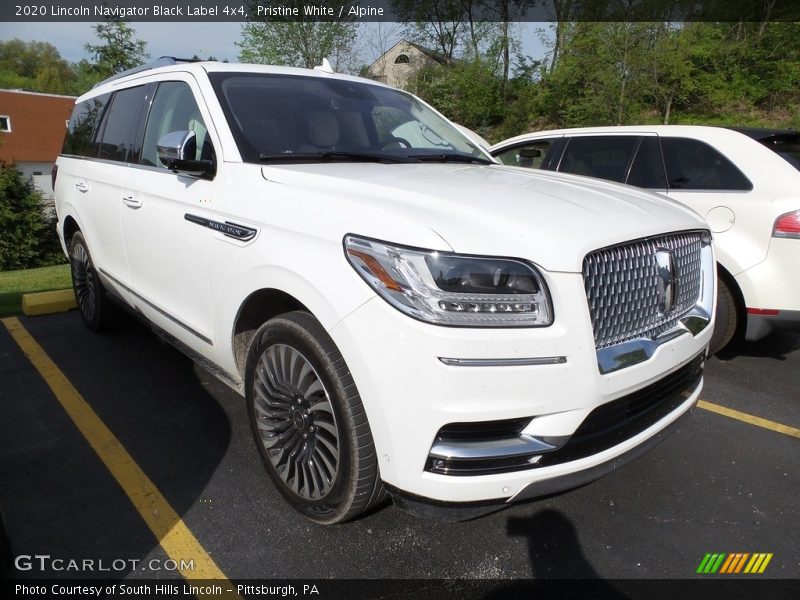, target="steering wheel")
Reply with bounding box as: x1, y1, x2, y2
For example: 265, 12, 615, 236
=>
378, 136, 411, 150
